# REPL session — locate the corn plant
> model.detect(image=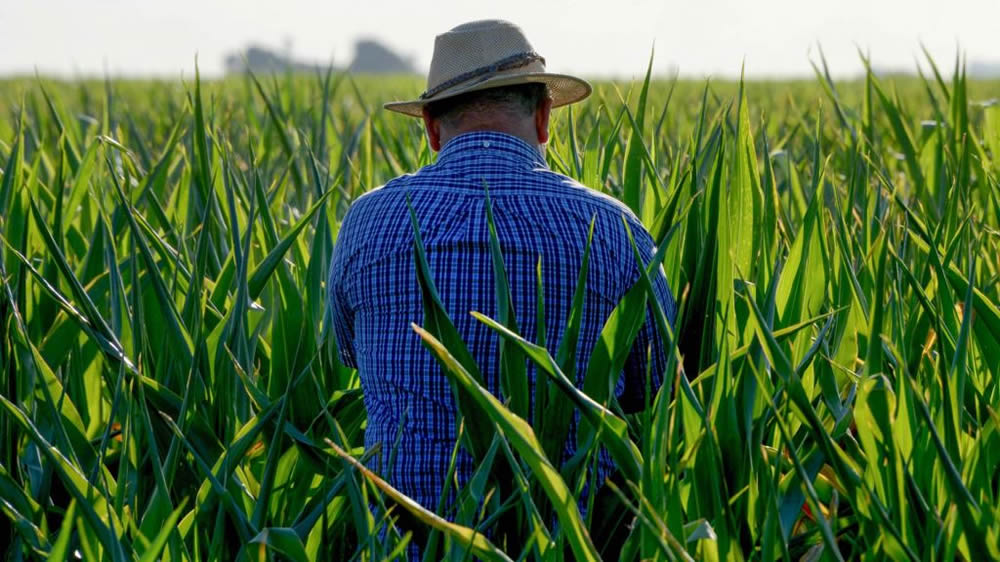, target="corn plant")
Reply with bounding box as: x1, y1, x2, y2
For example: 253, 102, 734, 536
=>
0, 52, 998, 560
